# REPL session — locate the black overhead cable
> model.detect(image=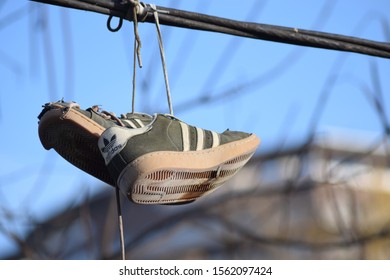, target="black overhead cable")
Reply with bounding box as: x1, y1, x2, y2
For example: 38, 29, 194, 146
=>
30, 0, 390, 59
198, 0, 268, 96
173, 1, 338, 114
